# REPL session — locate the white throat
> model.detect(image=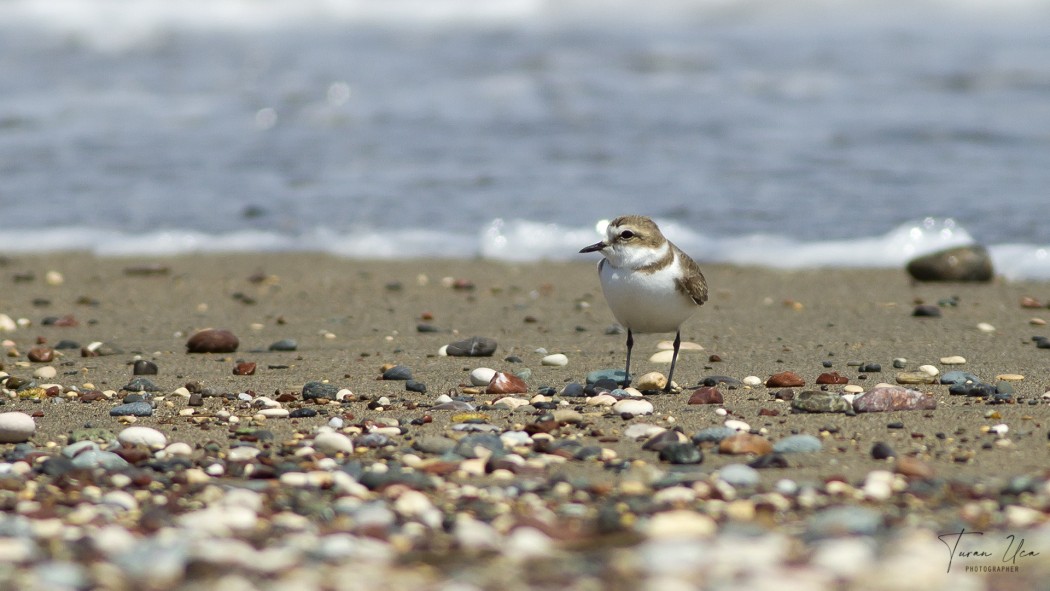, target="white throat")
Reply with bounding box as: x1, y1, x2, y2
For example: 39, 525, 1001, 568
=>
604, 240, 670, 270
